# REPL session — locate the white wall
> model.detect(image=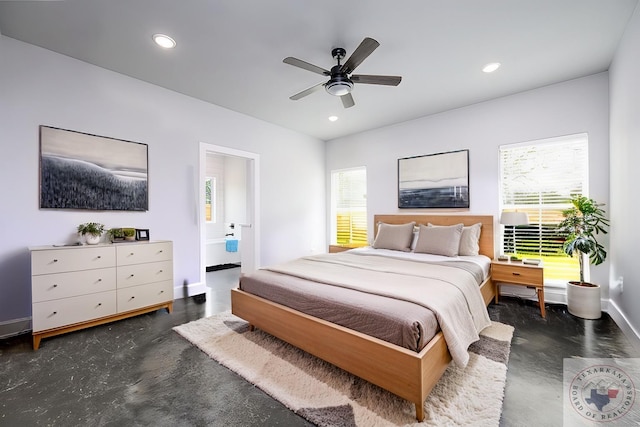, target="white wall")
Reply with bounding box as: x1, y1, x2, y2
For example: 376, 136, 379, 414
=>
609, 4, 640, 336
326, 72, 610, 293
0, 36, 326, 334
